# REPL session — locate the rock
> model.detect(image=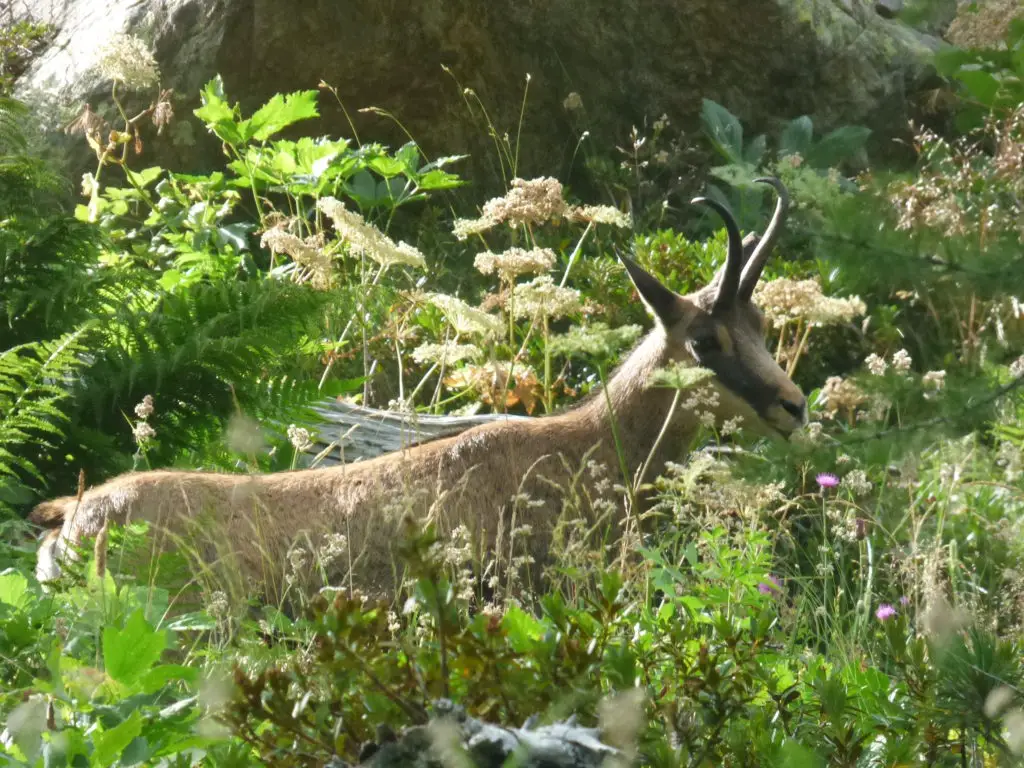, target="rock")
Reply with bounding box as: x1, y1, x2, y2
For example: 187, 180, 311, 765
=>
875, 0, 903, 19
15, 0, 943, 195
358, 701, 620, 768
